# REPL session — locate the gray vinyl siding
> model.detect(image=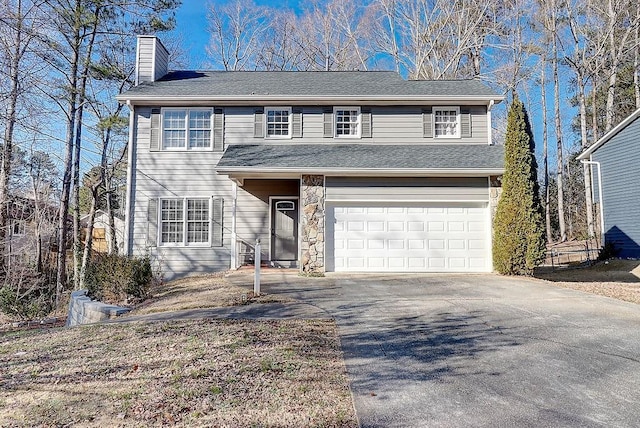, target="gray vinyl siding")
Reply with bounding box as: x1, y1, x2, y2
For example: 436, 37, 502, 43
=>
325, 177, 489, 202
591, 115, 640, 257
129, 106, 233, 280
224, 106, 489, 145
235, 179, 299, 262
137, 37, 168, 83
136, 37, 154, 84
